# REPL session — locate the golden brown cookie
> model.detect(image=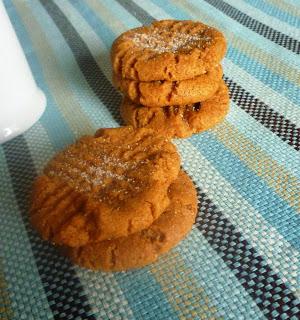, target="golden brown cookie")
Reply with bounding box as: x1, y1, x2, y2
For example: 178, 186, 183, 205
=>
111, 20, 226, 81
121, 80, 229, 138
66, 171, 197, 271
113, 65, 222, 107
30, 126, 180, 247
